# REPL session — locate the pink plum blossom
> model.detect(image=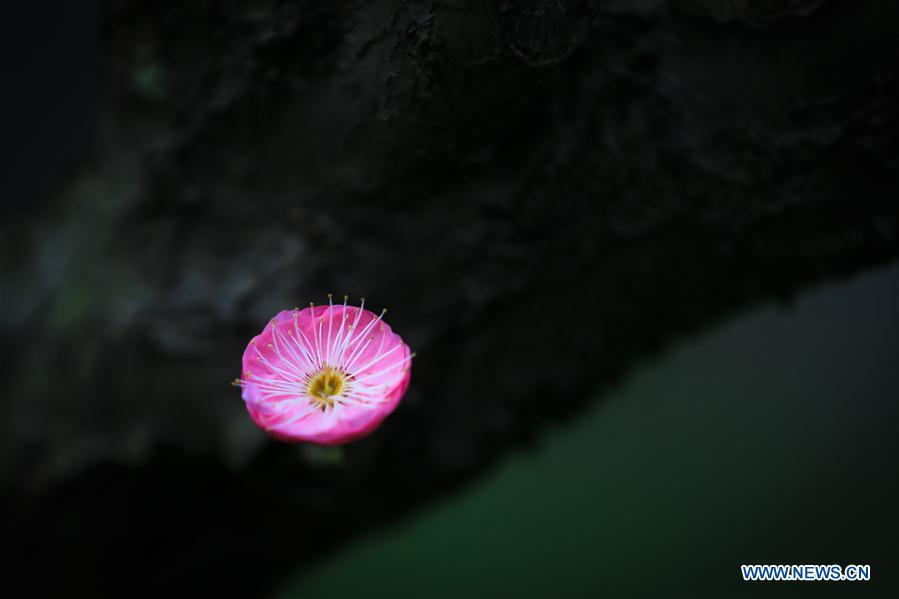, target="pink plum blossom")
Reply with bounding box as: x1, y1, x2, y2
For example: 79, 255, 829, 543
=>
235, 296, 413, 445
